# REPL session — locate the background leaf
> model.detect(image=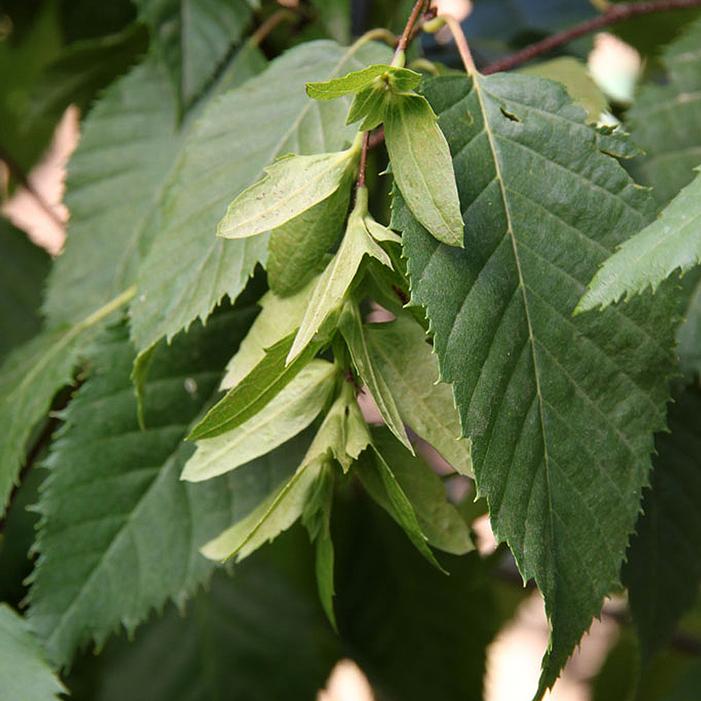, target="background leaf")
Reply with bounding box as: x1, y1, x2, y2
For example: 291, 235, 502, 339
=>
133, 0, 253, 108
130, 39, 390, 352
623, 386, 701, 660
0, 219, 50, 362
27, 313, 310, 666
0, 605, 66, 701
